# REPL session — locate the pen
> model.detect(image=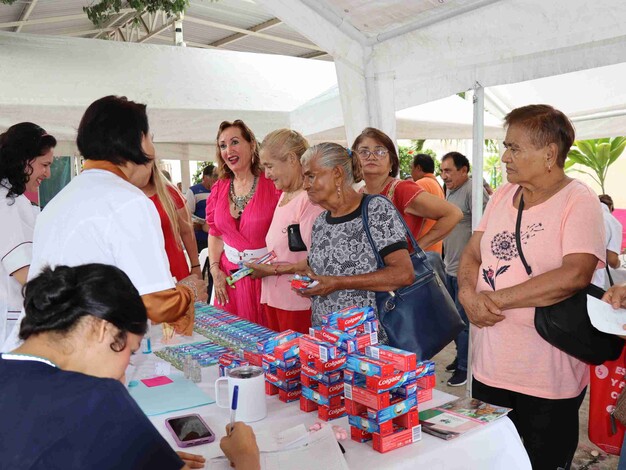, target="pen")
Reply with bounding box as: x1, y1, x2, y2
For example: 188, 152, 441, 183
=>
228, 385, 239, 436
